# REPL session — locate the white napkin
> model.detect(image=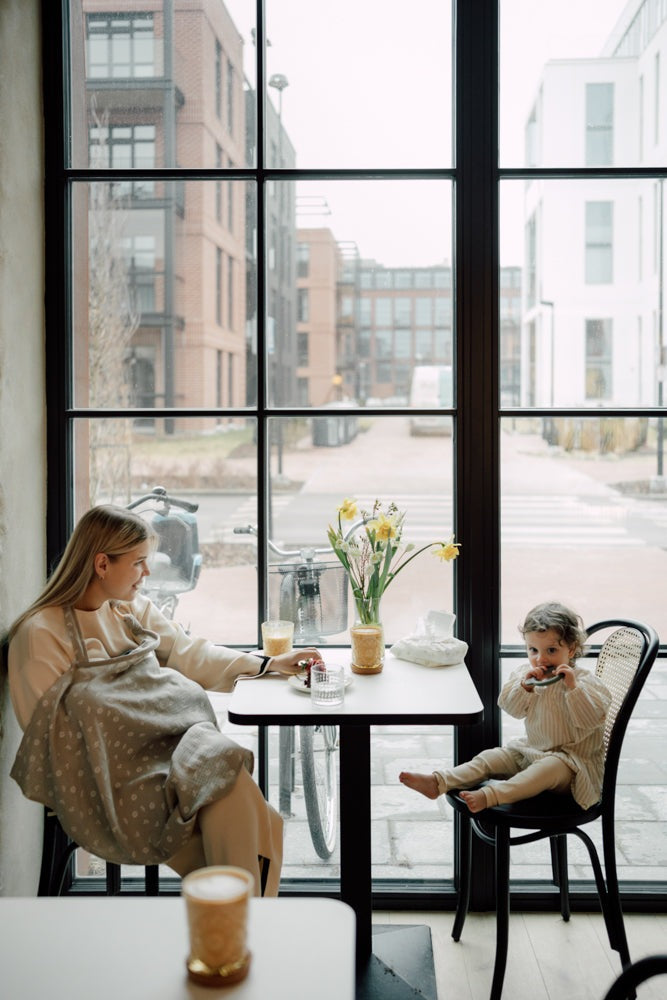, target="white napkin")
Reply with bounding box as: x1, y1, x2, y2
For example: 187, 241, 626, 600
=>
390, 611, 468, 667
